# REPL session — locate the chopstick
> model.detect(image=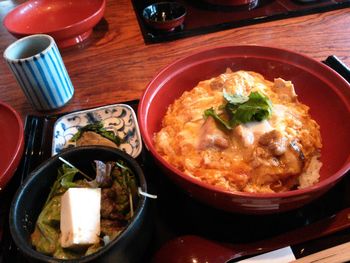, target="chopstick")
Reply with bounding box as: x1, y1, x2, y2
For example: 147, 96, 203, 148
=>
291, 241, 350, 263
